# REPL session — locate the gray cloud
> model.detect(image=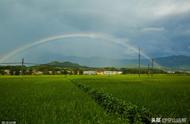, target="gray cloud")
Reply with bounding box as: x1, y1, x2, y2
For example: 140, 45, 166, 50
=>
0, 0, 190, 62
141, 27, 165, 32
